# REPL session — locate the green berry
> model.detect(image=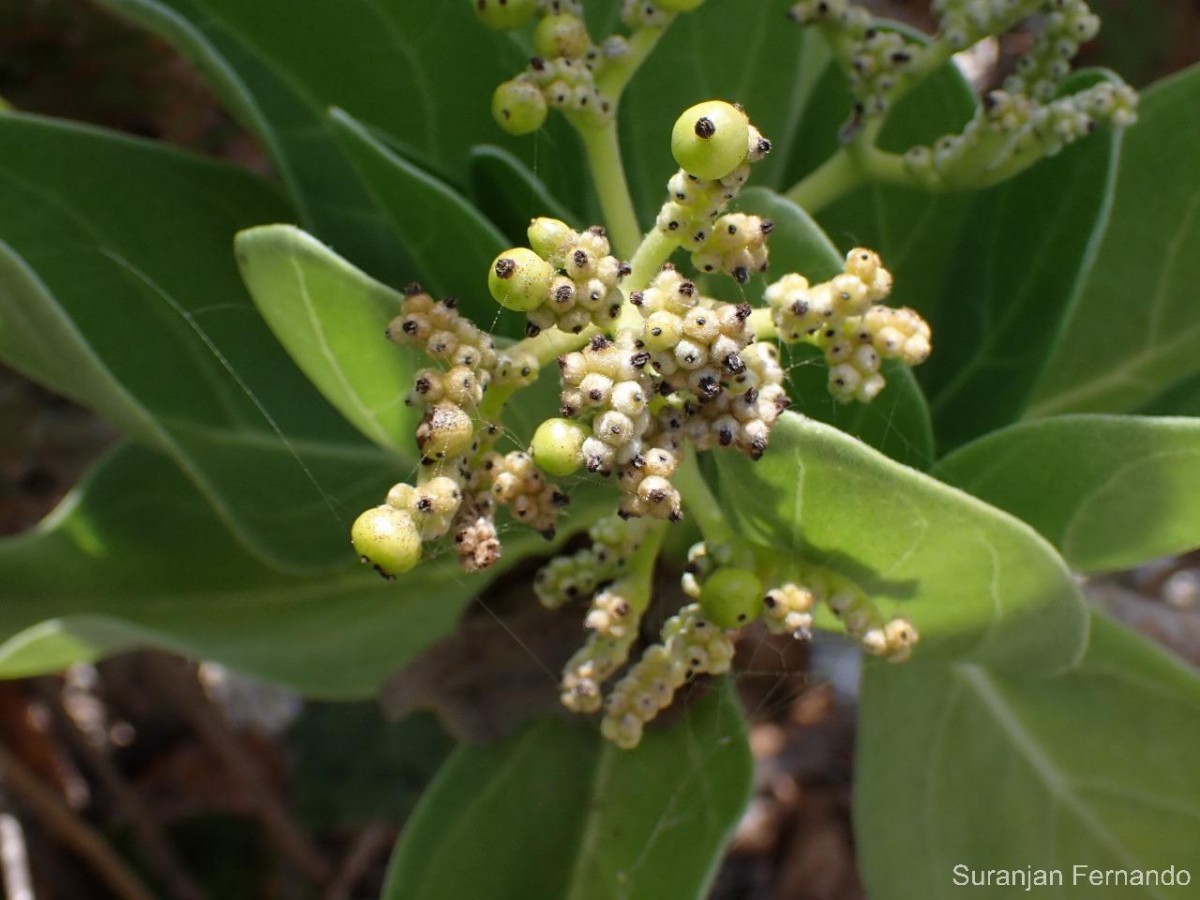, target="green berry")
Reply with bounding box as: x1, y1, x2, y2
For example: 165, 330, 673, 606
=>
488, 247, 554, 312
351, 505, 421, 577
528, 217, 575, 264
699, 567, 763, 629
416, 403, 474, 460
533, 13, 590, 59
642, 310, 683, 351
531, 417, 588, 476
492, 80, 547, 135
472, 0, 536, 30
671, 100, 750, 181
